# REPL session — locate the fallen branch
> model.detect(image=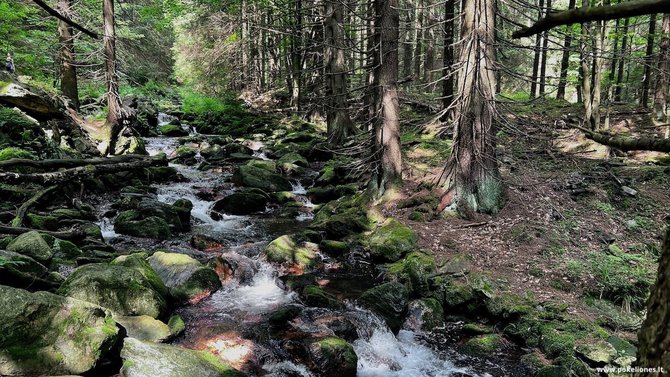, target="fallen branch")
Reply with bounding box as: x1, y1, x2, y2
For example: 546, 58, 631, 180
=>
512, 0, 670, 38
0, 154, 152, 170
0, 155, 167, 185
11, 186, 58, 227
0, 225, 85, 241
574, 126, 670, 153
